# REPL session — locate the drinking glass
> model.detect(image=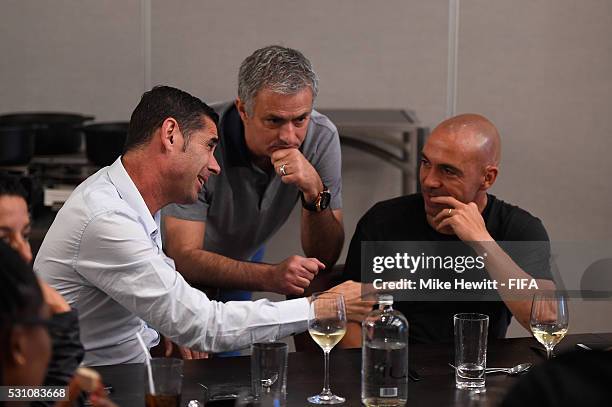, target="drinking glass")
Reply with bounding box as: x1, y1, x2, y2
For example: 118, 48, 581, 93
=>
250, 341, 288, 405
454, 313, 488, 390
307, 292, 347, 404
530, 292, 569, 359
145, 358, 183, 407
